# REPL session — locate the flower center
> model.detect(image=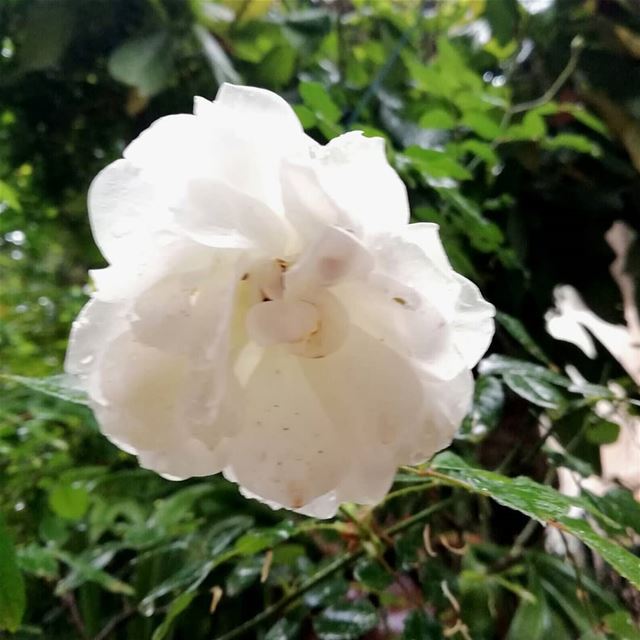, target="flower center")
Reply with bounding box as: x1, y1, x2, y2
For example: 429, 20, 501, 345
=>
242, 257, 349, 358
